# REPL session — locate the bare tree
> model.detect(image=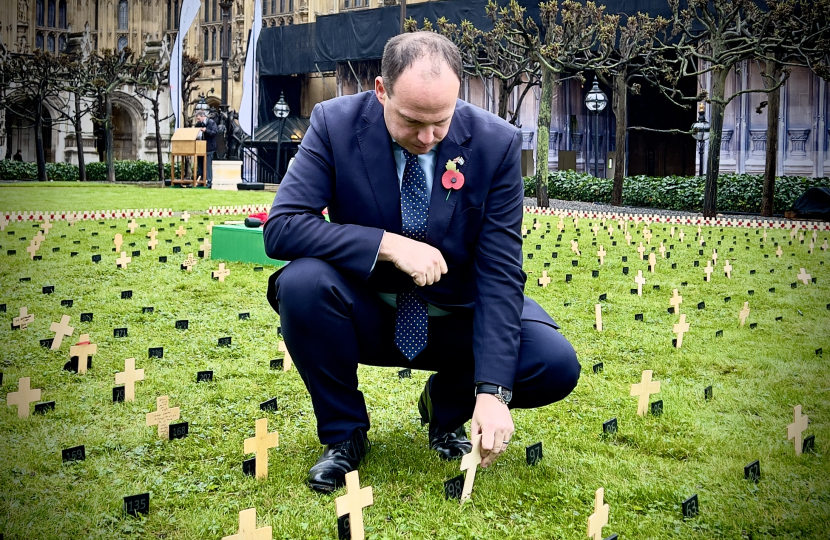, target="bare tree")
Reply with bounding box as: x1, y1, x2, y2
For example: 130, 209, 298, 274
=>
133, 46, 170, 183
180, 53, 203, 128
